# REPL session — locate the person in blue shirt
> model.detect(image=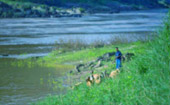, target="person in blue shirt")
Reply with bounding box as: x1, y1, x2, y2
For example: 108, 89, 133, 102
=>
115, 47, 122, 70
